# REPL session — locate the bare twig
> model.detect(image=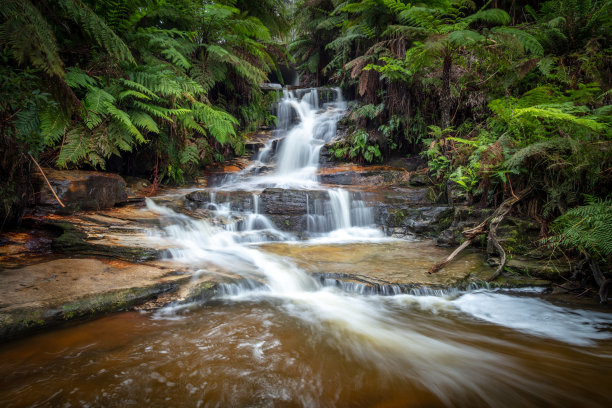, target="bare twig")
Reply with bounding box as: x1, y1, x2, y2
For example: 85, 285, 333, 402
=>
28, 154, 65, 208
428, 239, 474, 274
